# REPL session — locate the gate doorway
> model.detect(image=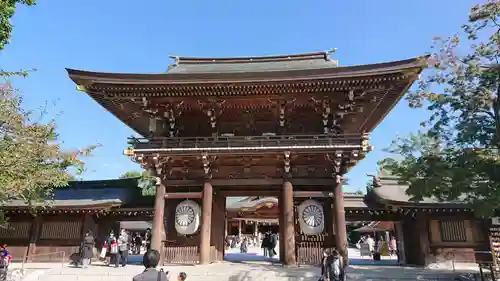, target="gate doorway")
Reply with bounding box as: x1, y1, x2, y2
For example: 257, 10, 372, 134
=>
346, 220, 403, 266
223, 196, 280, 263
